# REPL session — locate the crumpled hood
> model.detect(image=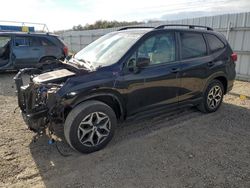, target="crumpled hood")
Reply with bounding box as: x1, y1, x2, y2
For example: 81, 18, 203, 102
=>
33, 69, 76, 84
